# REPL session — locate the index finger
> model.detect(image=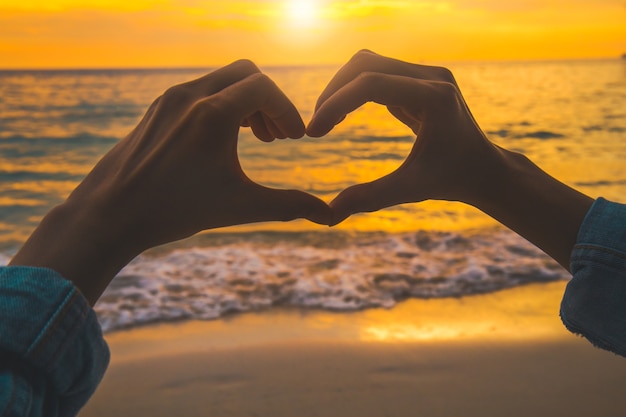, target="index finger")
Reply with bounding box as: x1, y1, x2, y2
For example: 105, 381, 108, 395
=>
308, 72, 454, 137
212, 72, 305, 139
315, 50, 456, 113
183, 59, 263, 98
